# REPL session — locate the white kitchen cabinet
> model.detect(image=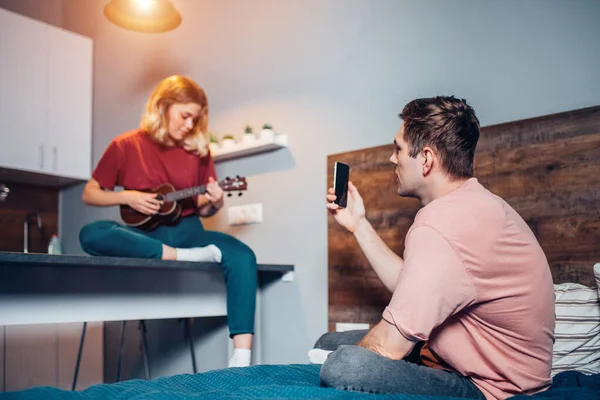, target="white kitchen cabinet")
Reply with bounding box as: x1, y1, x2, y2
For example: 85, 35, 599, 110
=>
0, 8, 92, 182
0, 8, 49, 173
47, 26, 93, 180
4, 324, 58, 392
2, 323, 103, 392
